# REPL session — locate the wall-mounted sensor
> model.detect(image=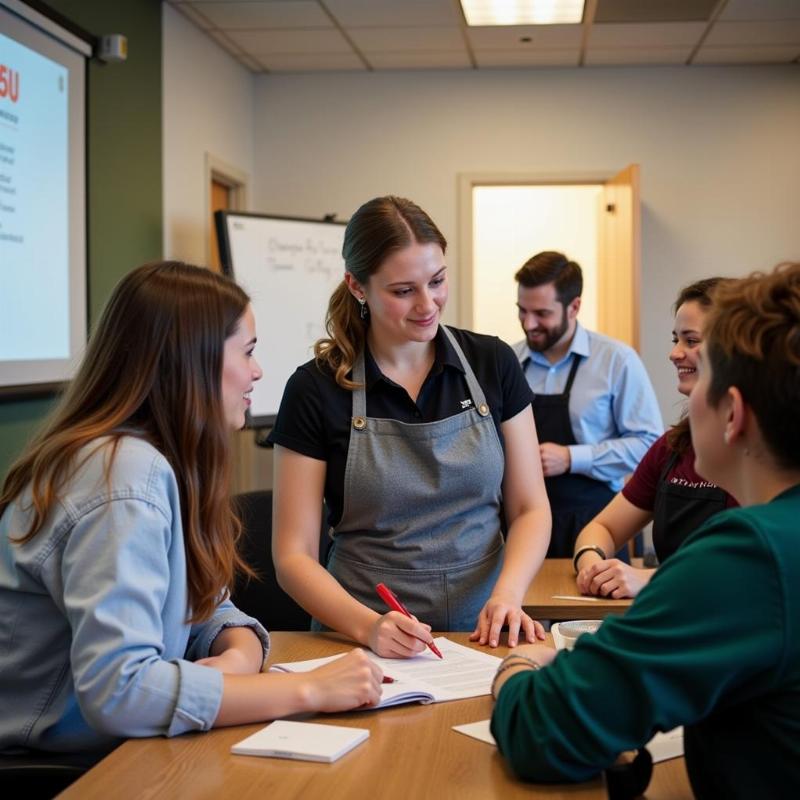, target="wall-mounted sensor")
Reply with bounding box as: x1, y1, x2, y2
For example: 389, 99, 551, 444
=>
97, 34, 128, 63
